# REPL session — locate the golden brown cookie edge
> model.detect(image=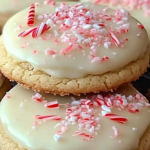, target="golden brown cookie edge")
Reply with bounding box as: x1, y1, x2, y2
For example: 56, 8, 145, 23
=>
0, 38, 149, 95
